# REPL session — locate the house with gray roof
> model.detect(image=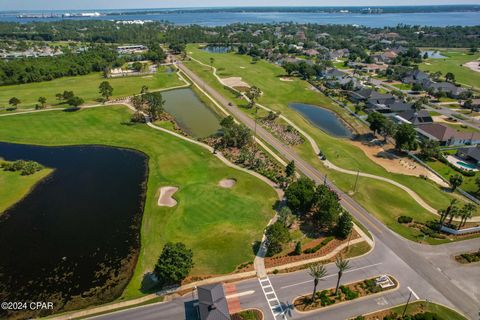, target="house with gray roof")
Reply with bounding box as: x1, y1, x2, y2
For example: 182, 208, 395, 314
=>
422, 80, 467, 98
402, 70, 430, 85
396, 110, 433, 125
457, 146, 480, 165
198, 283, 231, 320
